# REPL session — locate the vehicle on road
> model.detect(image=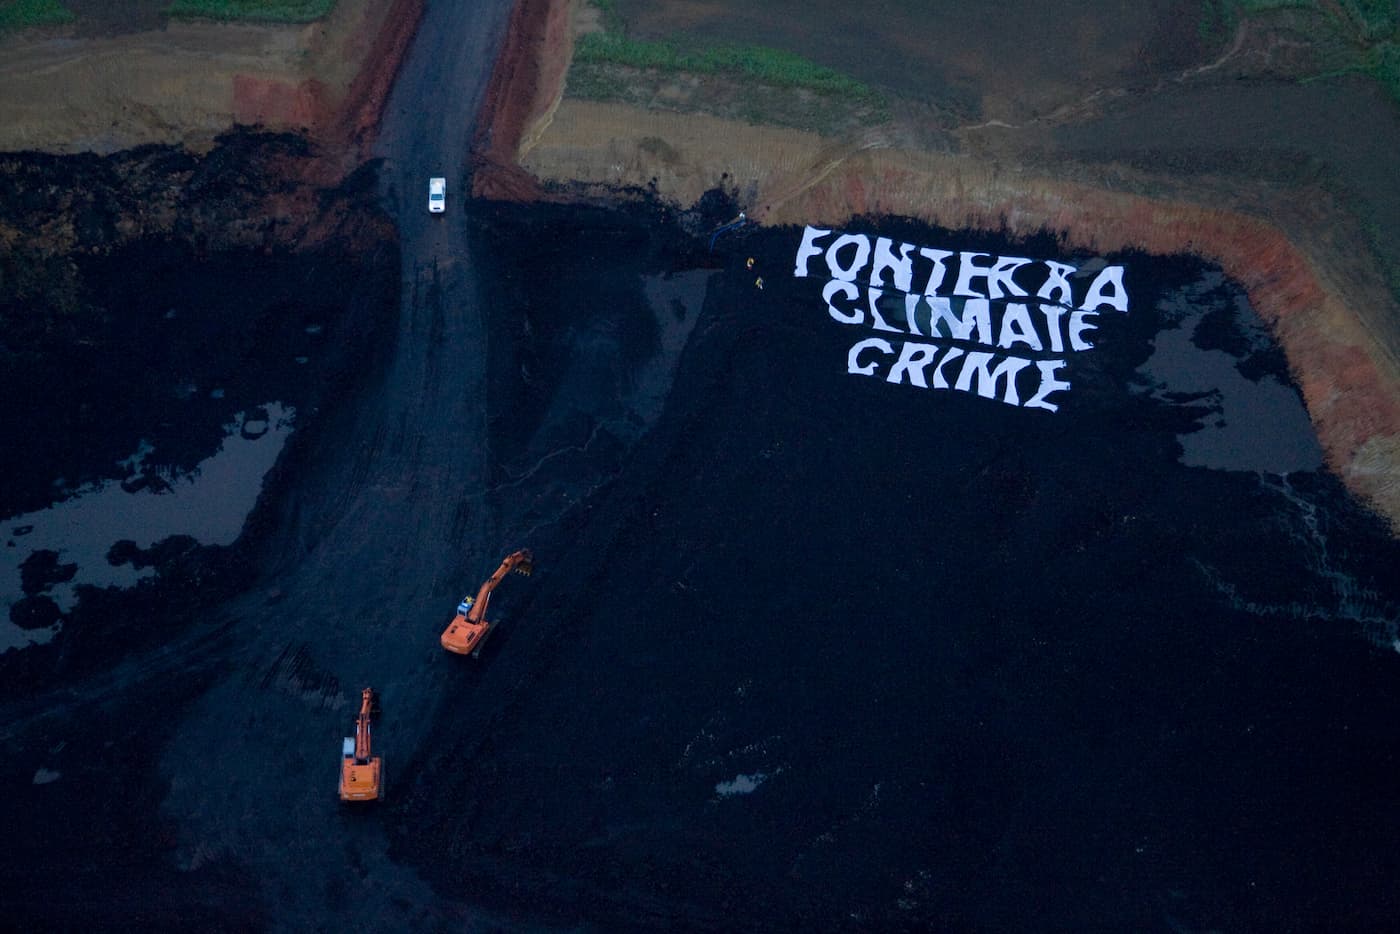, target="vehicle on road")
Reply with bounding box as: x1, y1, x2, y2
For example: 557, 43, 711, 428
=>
428, 176, 446, 213
442, 549, 534, 656
339, 687, 382, 802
